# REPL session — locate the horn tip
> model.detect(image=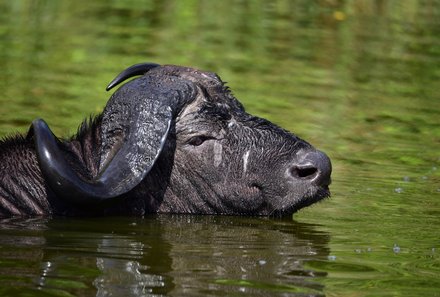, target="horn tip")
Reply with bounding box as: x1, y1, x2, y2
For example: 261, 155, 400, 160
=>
105, 62, 161, 92
105, 83, 115, 92
32, 118, 47, 127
